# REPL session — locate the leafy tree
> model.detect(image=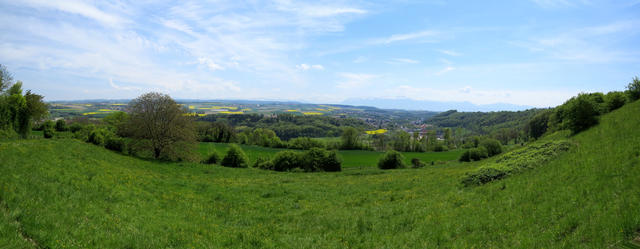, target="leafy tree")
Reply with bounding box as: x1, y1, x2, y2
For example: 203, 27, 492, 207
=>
288, 137, 325, 150
565, 93, 599, 134
125, 92, 197, 160
626, 76, 640, 101
480, 138, 502, 157
340, 126, 361, 150
203, 150, 220, 164
42, 120, 55, 139
605, 91, 627, 112
0, 64, 13, 93
302, 148, 342, 172
527, 110, 552, 139
468, 146, 488, 161
270, 150, 302, 171
103, 111, 129, 136
55, 119, 68, 131
221, 144, 249, 168
377, 150, 406, 169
